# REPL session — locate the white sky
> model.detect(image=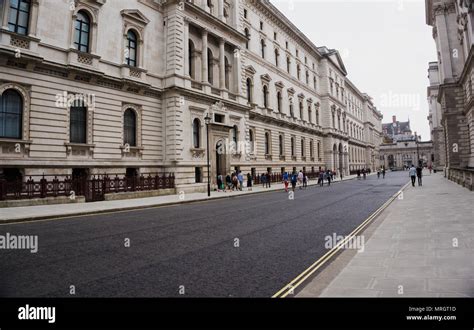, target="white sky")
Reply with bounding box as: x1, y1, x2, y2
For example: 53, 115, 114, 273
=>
272, 0, 436, 141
